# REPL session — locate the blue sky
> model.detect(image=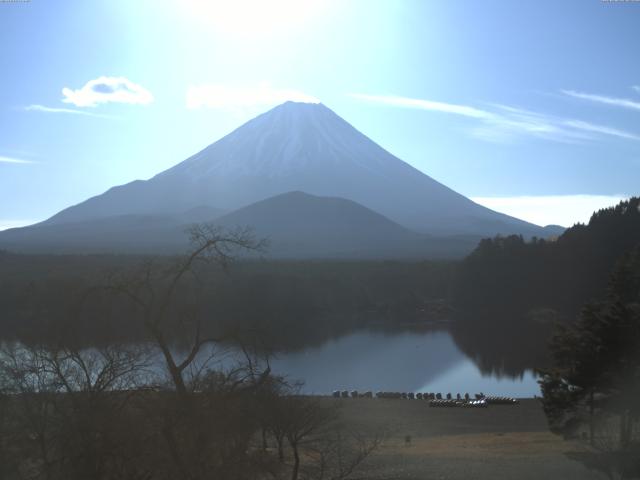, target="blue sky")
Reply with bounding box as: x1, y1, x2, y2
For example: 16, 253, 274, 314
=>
1, 0, 639, 229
